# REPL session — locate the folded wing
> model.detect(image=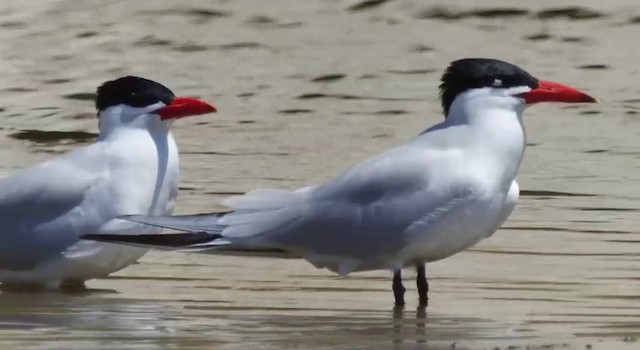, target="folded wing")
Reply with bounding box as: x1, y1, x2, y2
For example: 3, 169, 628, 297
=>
0, 148, 107, 270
